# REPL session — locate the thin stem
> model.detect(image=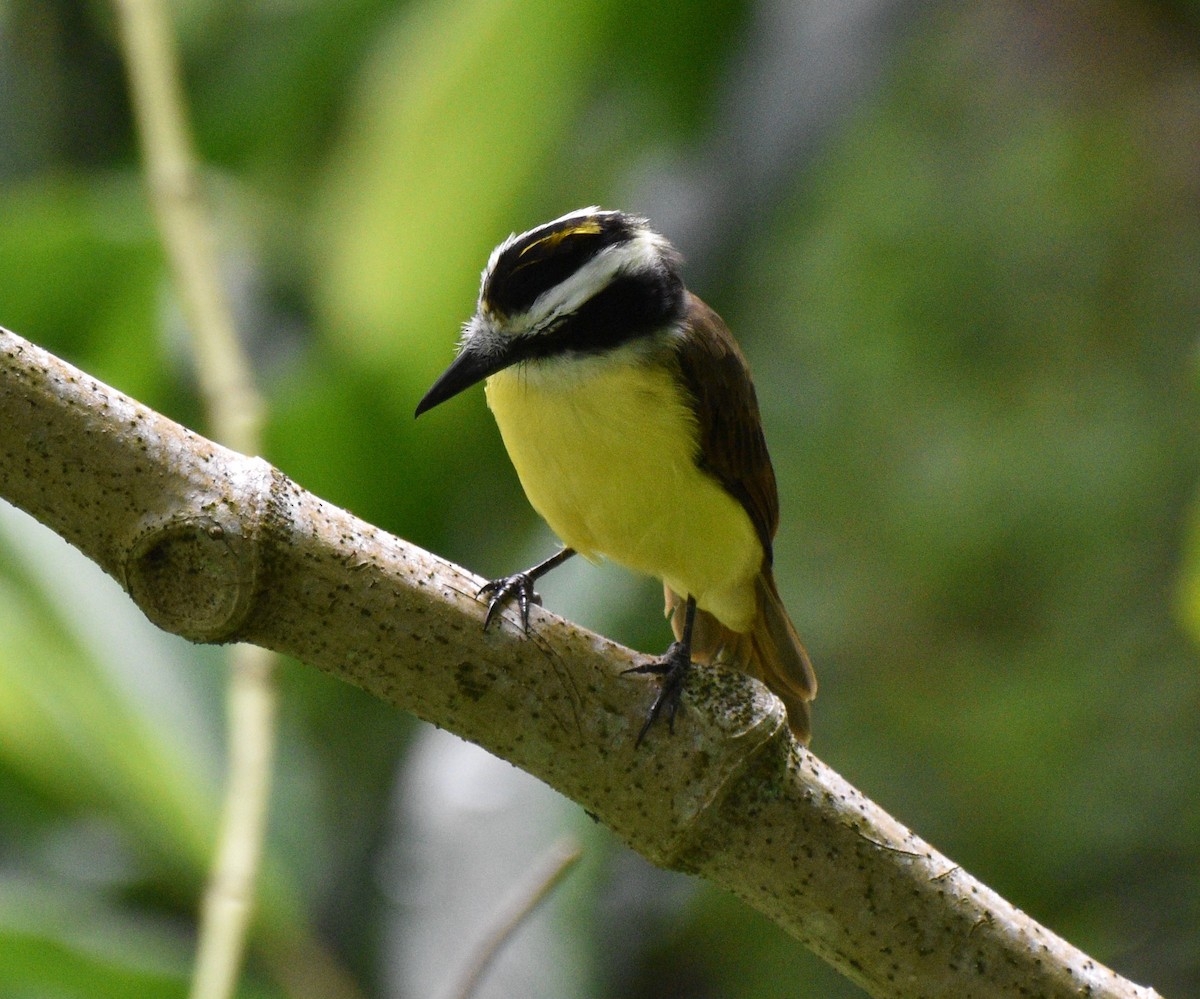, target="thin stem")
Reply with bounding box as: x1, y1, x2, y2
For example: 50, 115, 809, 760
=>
110, 4, 278, 998
110, 0, 263, 452
444, 838, 583, 999
190, 645, 277, 999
